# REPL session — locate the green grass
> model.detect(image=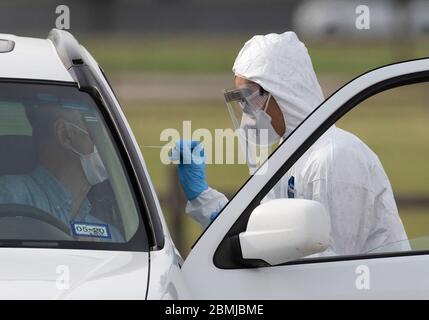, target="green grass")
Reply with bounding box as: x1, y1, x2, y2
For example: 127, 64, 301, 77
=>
83, 36, 429, 75
309, 40, 429, 75
84, 35, 241, 74
400, 207, 429, 239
